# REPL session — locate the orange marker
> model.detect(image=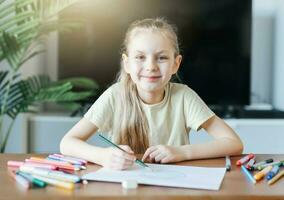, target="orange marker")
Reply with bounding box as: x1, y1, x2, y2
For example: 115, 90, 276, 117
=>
236, 153, 255, 166
254, 165, 273, 181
